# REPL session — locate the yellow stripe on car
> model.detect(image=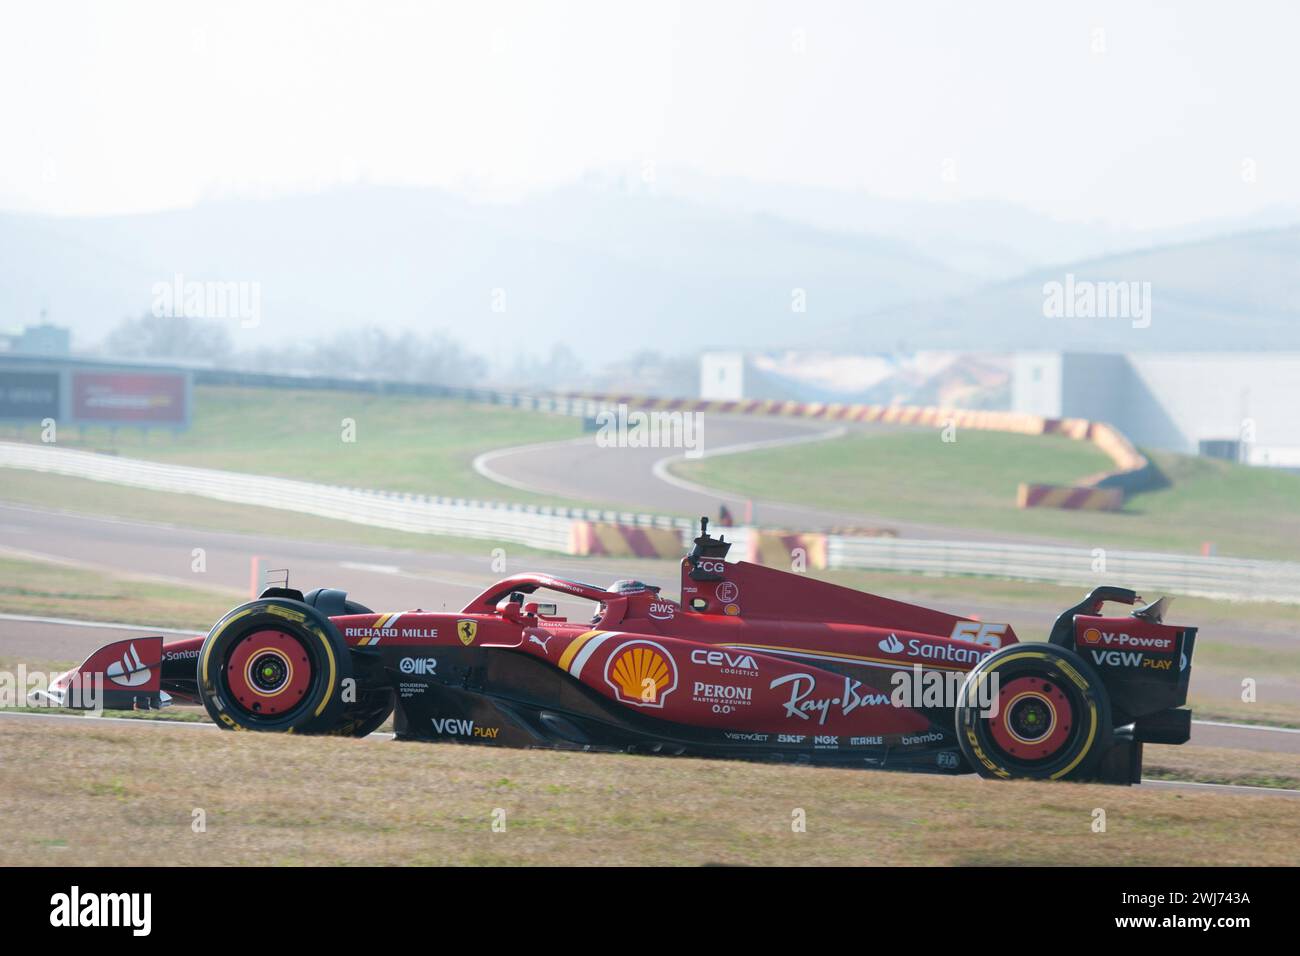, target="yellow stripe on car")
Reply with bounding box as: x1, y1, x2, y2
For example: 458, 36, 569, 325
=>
558, 629, 602, 672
